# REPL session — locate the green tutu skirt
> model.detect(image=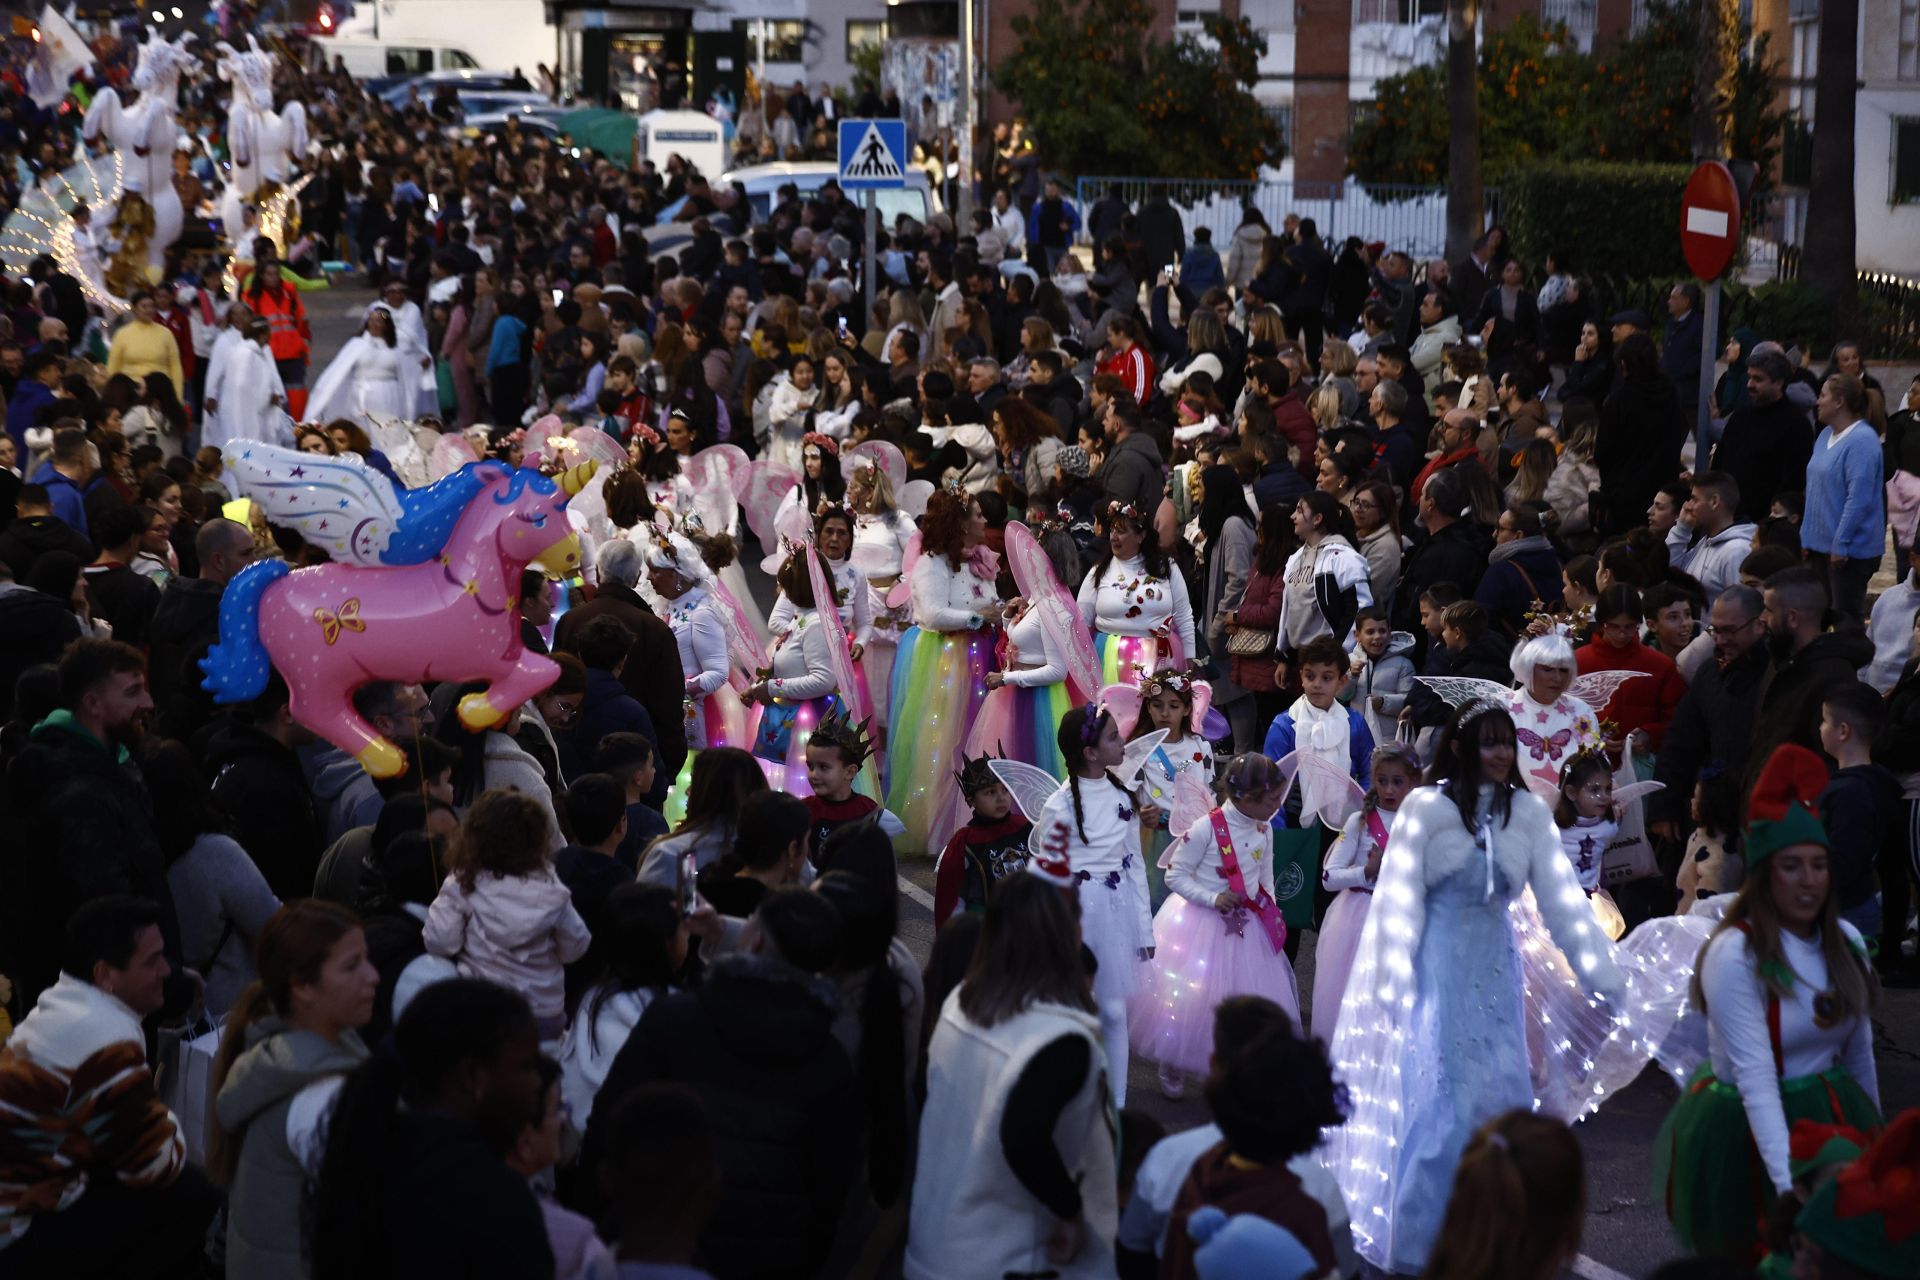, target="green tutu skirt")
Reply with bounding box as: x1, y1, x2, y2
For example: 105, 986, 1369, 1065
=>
1652, 1063, 1881, 1264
